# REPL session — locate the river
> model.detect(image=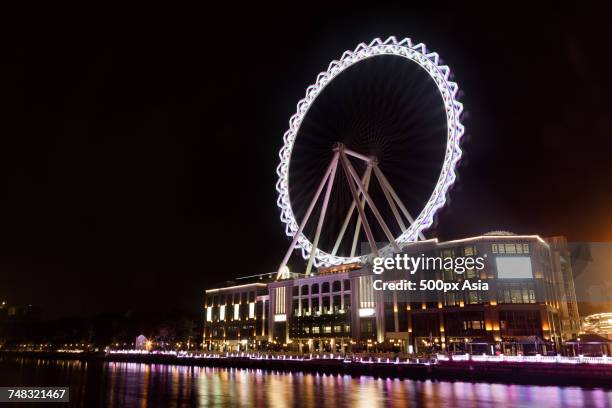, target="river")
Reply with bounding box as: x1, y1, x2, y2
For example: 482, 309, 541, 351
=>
1, 357, 611, 407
